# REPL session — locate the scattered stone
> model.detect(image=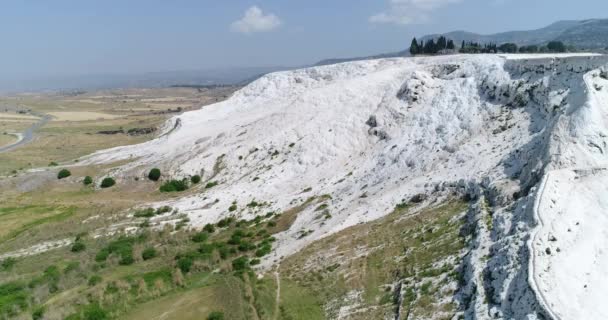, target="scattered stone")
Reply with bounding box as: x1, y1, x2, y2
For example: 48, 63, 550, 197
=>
409, 193, 427, 203
545, 247, 552, 255
365, 115, 378, 128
